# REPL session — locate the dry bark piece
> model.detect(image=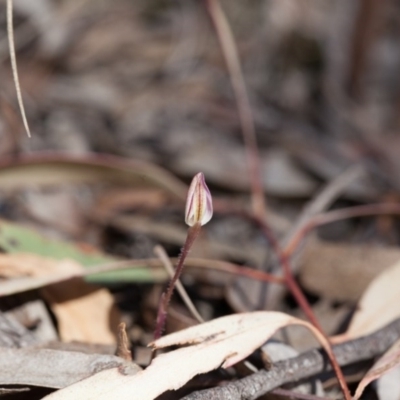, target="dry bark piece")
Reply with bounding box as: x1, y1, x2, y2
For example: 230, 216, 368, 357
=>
261, 341, 325, 396
0, 310, 39, 347
4, 299, 58, 344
